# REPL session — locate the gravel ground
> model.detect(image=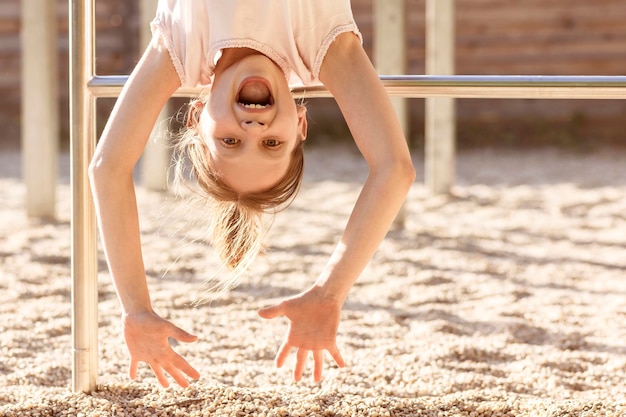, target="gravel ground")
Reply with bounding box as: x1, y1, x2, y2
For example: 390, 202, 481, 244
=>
1, 143, 626, 416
